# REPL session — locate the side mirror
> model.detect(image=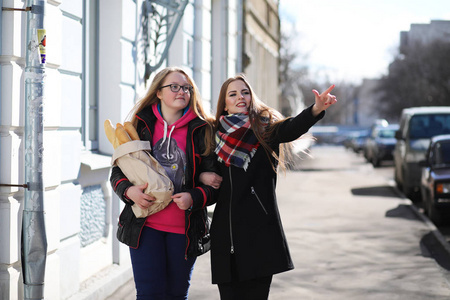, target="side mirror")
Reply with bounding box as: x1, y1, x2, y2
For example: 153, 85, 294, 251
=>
395, 130, 402, 140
